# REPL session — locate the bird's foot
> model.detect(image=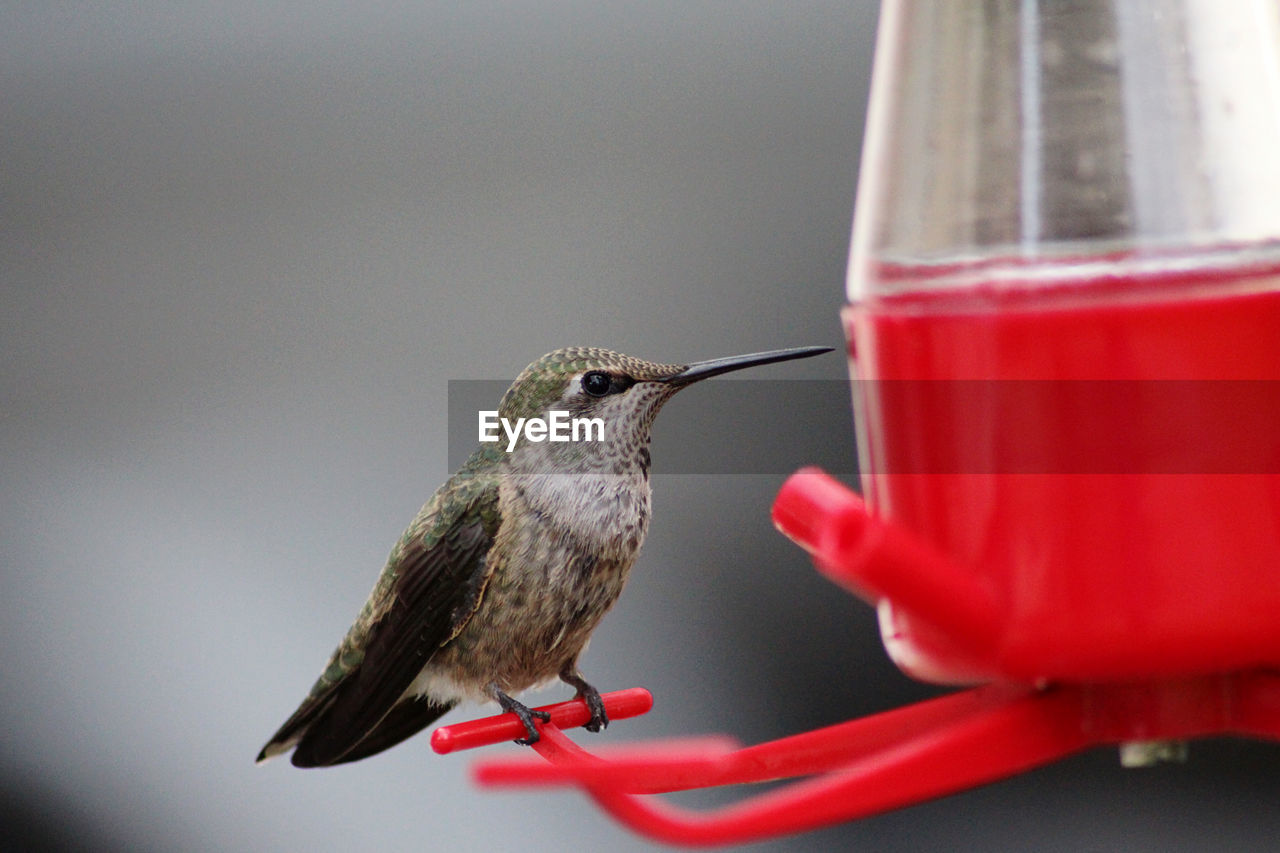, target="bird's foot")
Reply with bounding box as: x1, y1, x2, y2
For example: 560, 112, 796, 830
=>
493, 689, 551, 745
558, 668, 609, 733
580, 686, 609, 733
